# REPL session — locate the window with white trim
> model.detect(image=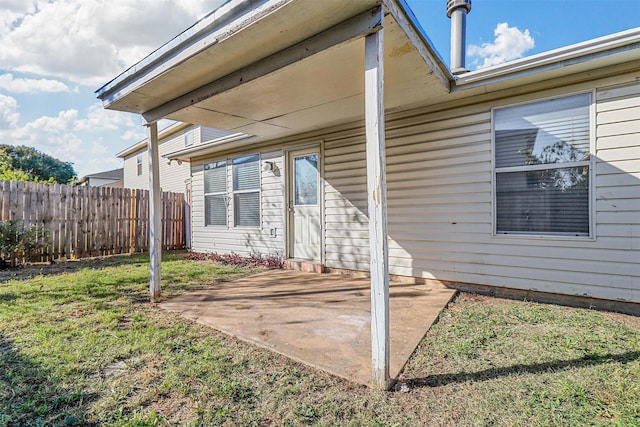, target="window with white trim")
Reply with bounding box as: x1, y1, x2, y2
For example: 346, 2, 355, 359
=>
136, 154, 143, 176
204, 160, 227, 227
185, 130, 194, 147
493, 93, 592, 236
232, 154, 260, 227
